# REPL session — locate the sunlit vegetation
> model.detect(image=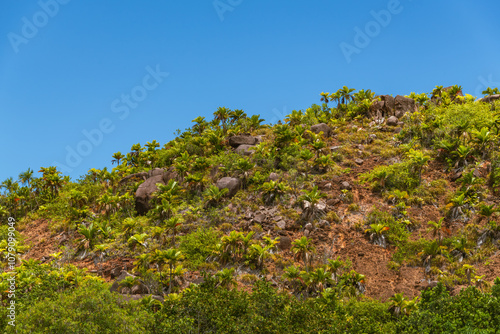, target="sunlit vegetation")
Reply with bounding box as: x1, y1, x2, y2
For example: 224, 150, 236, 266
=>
2, 85, 500, 332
